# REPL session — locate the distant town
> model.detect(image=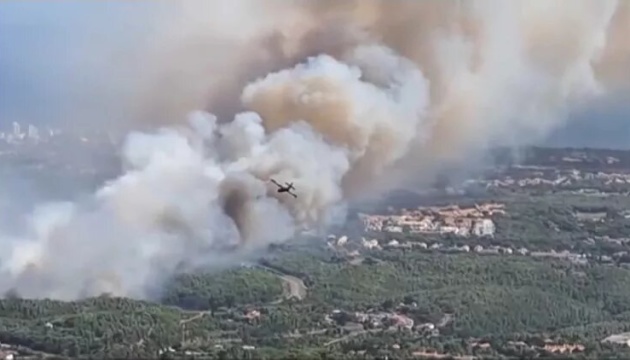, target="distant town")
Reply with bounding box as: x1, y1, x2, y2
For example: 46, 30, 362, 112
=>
0, 121, 57, 144
0, 121, 122, 196
0, 121, 120, 147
